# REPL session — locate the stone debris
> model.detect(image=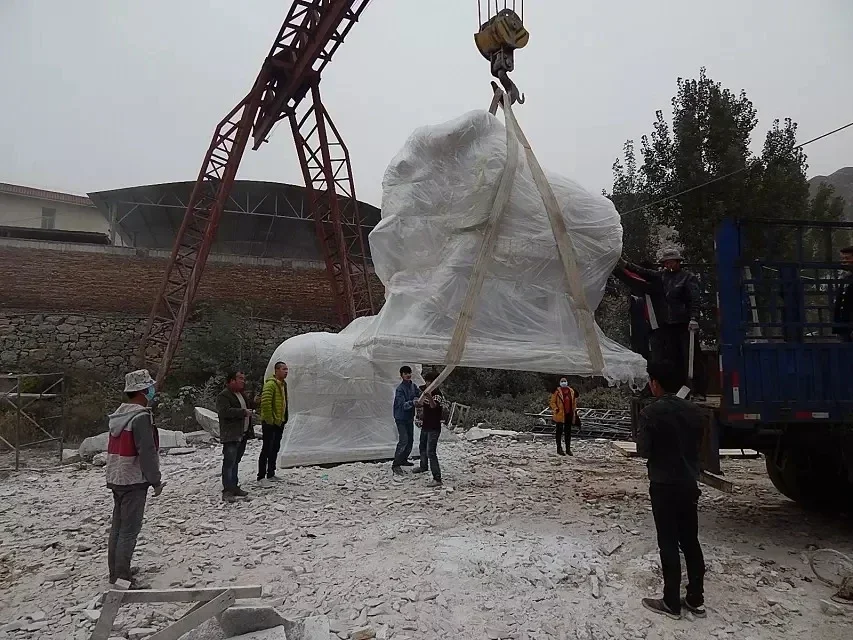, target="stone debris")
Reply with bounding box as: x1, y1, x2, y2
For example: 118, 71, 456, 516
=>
1, 438, 850, 640
819, 599, 846, 617
463, 426, 491, 441
61, 449, 81, 464
350, 626, 375, 640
